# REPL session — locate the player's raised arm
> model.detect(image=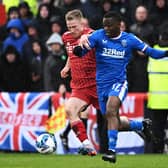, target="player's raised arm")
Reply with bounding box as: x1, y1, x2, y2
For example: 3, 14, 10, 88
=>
144, 46, 168, 59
